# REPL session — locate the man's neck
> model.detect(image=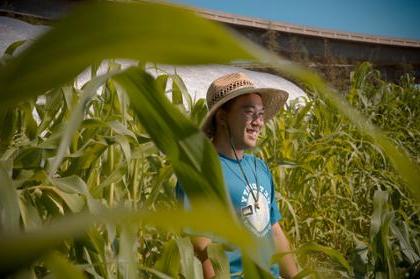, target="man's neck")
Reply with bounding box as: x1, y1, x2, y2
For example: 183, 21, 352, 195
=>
213, 135, 244, 160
